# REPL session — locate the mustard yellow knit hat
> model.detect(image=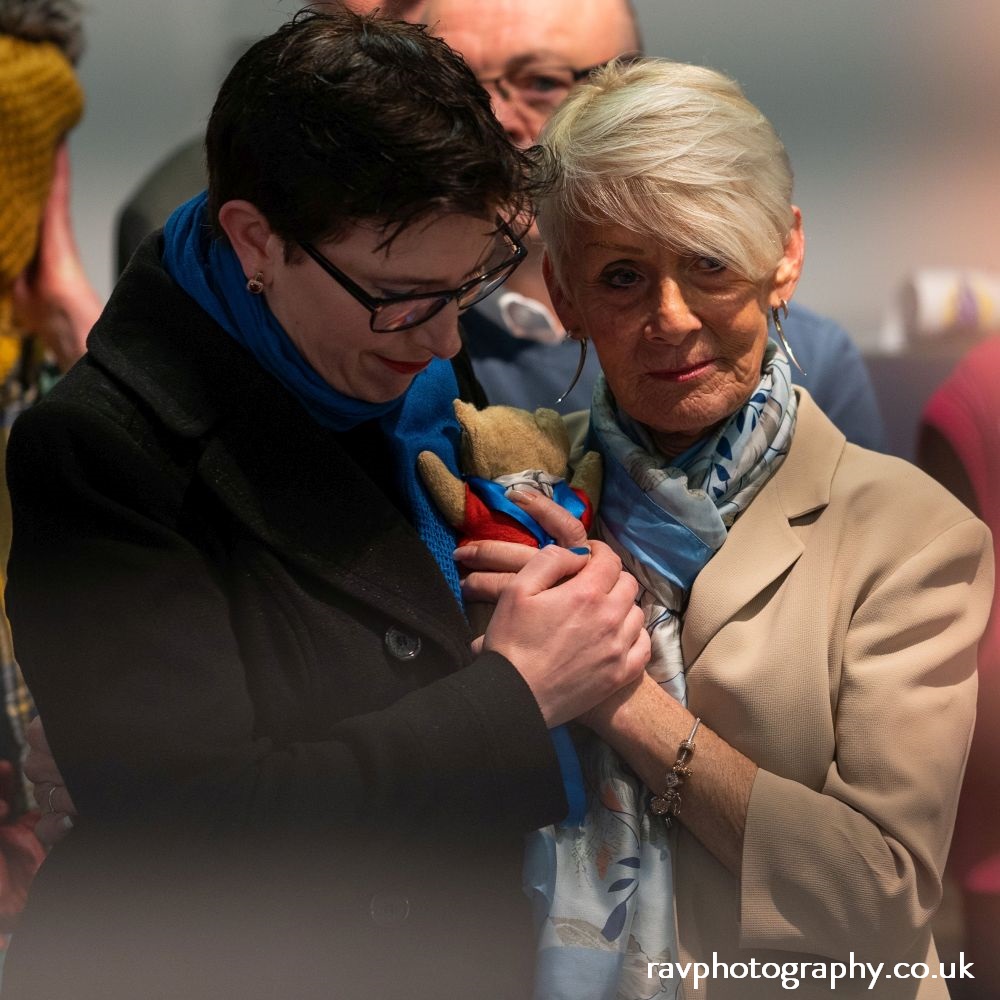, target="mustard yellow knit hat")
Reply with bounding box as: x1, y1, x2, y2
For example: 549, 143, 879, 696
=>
0, 33, 84, 344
